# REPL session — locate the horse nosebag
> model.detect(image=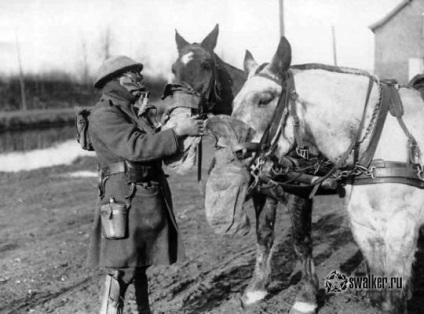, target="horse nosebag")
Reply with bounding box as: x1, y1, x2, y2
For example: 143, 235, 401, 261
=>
205, 115, 256, 237
205, 162, 251, 237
